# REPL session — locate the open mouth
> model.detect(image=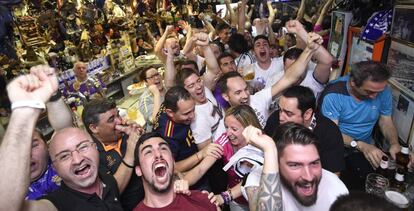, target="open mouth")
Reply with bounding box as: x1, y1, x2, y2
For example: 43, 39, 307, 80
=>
296, 182, 315, 196
259, 51, 266, 57
153, 162, 168, 178
74, 164, 91, 177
